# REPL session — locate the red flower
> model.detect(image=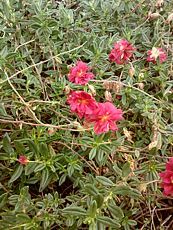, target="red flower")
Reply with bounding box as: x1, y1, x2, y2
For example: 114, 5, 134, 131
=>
147, 47, 167, 63
67, 91, 98, 119
86, 102, 123, 134
18, 155, 29, 165
68, 61, 95, 85
109, 39, 135, 64
159, 158, 173, 196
